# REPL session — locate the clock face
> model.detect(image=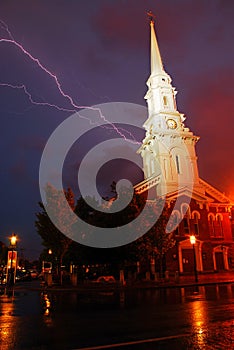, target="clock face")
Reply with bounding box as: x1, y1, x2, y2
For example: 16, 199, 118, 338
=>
167, 119, 177, 129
